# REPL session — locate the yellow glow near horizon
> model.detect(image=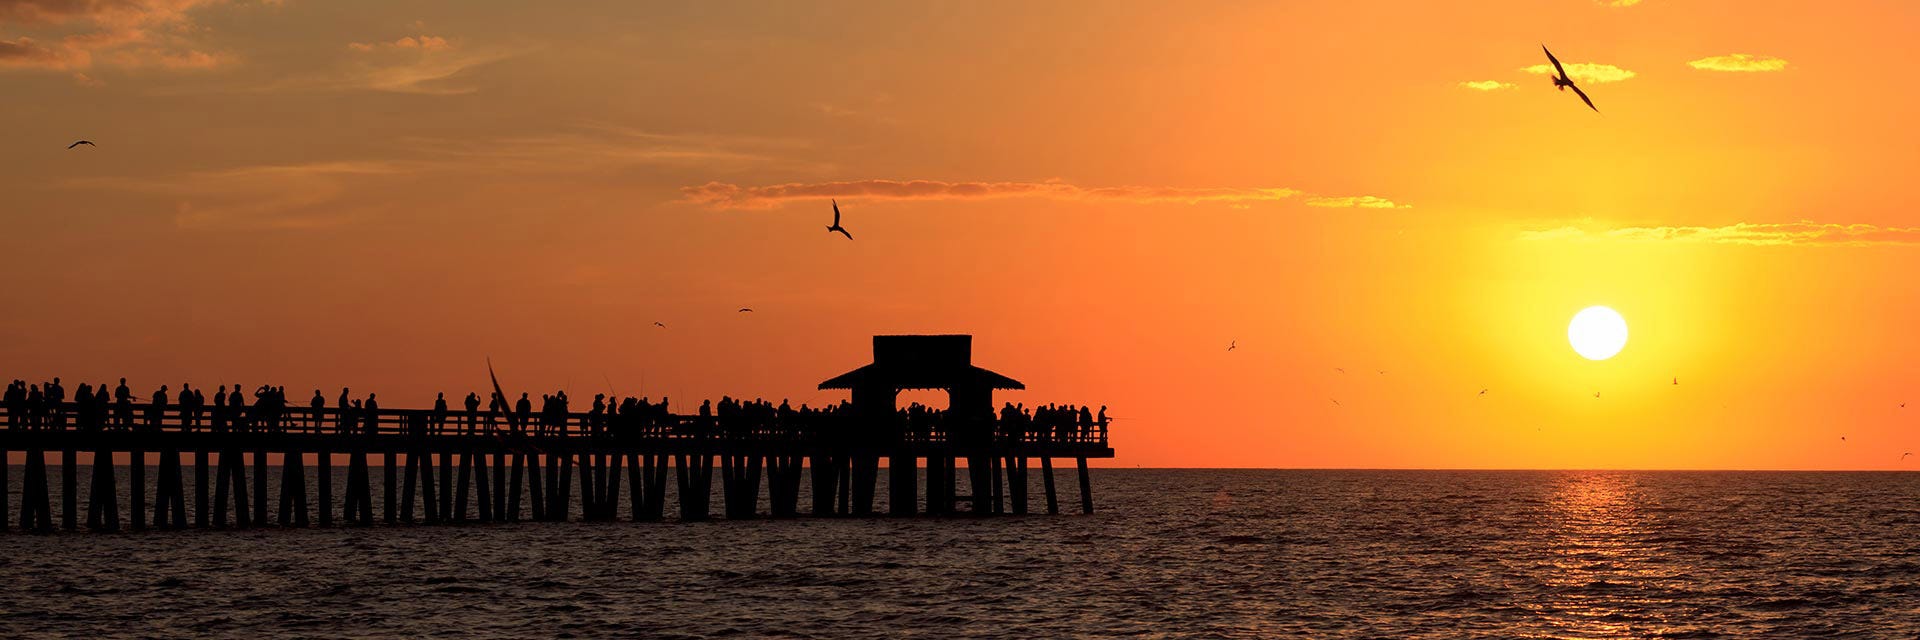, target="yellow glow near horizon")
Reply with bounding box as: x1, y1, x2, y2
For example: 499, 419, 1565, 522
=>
1569, 306, 1629, 361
